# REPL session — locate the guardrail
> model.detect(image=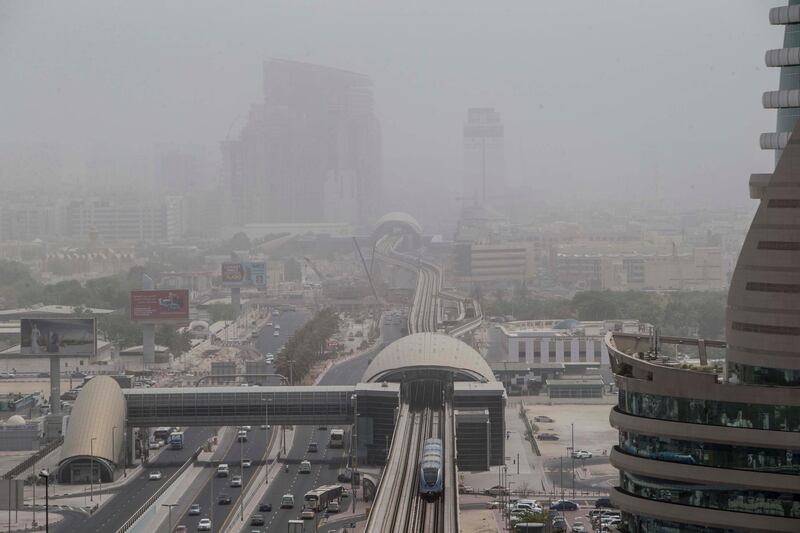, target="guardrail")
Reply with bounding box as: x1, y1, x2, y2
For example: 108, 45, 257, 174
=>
114, 446, 202, 533
3, 437, 64, 480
